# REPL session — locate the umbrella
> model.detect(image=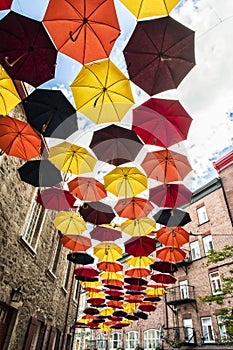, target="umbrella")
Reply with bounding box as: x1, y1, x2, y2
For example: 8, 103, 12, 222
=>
135, 311, 148, 320
107, 301, 123, 309
156, 246, 186, 263
125, 290, 145, 295
97, 261, 123, 273
0, 116, 41, 160
105, 295, 124, 301
149, 183, 192, 208
102, 280, 124, 289
132, 98, 192, 148
87, 292, 105, 299
83, 307, 99, 316
68, 177, 107, 202
85, 287, 103, 293
150, 261, 178, 274
114, 197, 154, 219
22, 89, 78, 139
141, 149, 192, 183
76, 276, 99, 282
36, 187, 76, 211
105, 290, 124, 297
125, 268, 151, 278
67, 252, 94, 265
89, 226, 122, 242
123, 16, 195, 96
124, 277, 148, 286
0, 11, 57, 87
0, 0, 12, 10
144, 297, 161, 303
126, 256, 154, 267
113, 310, 127, 317
61, 235, 92, 251
100, 272, 123, 280
124, 284, 146, 291
18, 159, 62, 187
120, 0, 179, 19
70, 59, 134, 124
153, 208, 191, 227
54, 212, 87, 234
124, 236, 157, 257
89, 124, 143, 166
0, 65, 21, 115
99, 307, 114, 317
94, 242, 122, 262
121, 218, 156, 237
81, 281, 101, 288
79, 202, 115, 225
156, 226, 190, 247
75, 266, 99, 278
43, 0, 120, 65
87, 298, 105, 306
138, 304, 156, 312
124, 314, 139, 321
48, 141, 97, 176
104, 167, 147, 197
151, 272, 176, 284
